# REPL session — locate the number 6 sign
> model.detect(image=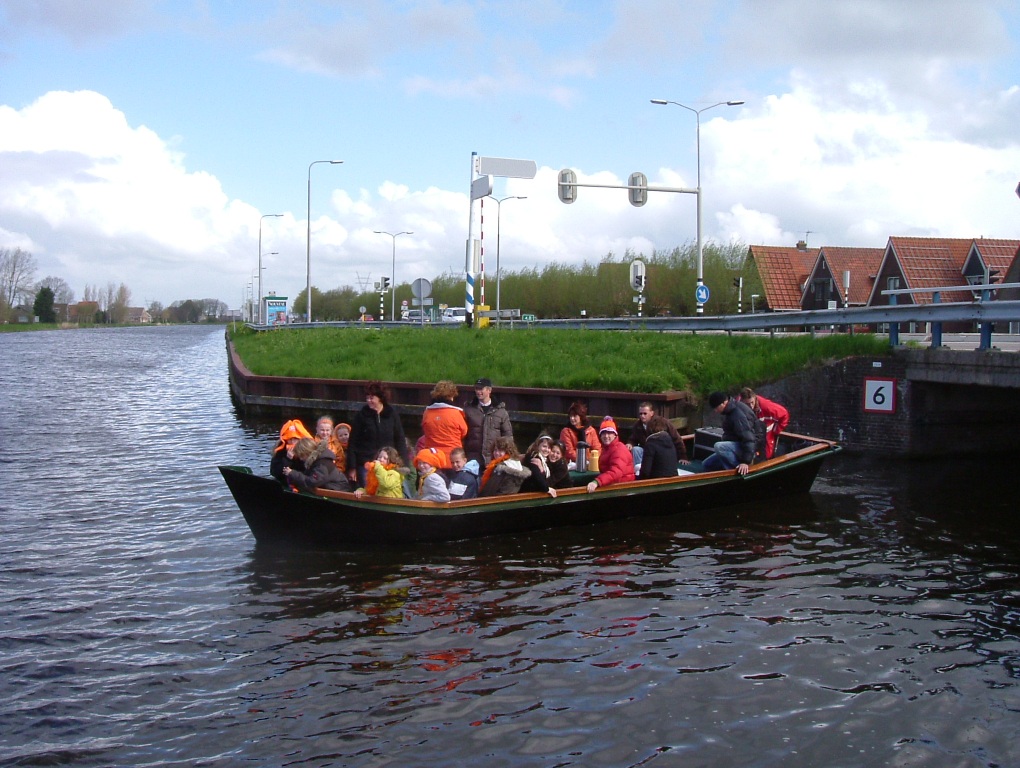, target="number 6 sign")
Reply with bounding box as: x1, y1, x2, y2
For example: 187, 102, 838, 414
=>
863, 377, 897, 413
